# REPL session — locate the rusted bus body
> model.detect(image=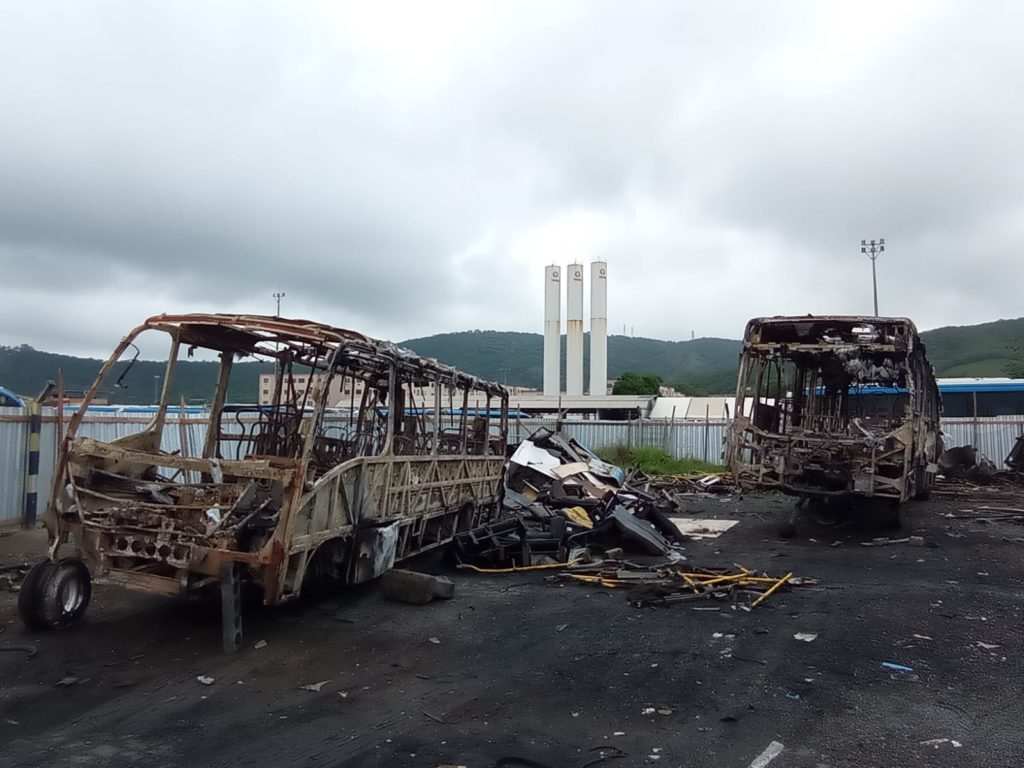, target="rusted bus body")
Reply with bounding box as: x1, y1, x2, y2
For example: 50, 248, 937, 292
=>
43, 314, 508, 639
725, 316, 941, 502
